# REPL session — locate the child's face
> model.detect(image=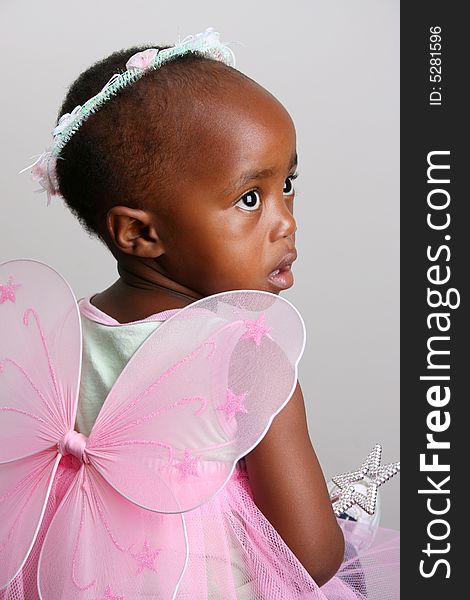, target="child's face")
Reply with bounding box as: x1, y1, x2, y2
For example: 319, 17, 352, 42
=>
153, 82, 297, 297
